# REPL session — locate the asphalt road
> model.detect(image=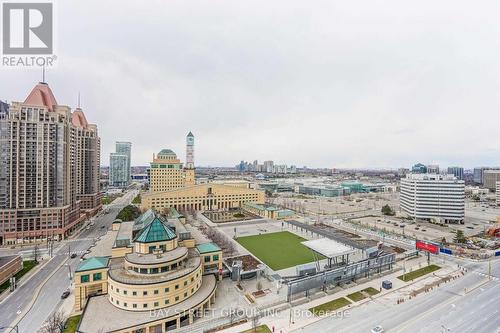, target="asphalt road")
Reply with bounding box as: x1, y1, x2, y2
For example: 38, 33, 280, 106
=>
0, 189, 138, 333
295, 258, 500, 333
